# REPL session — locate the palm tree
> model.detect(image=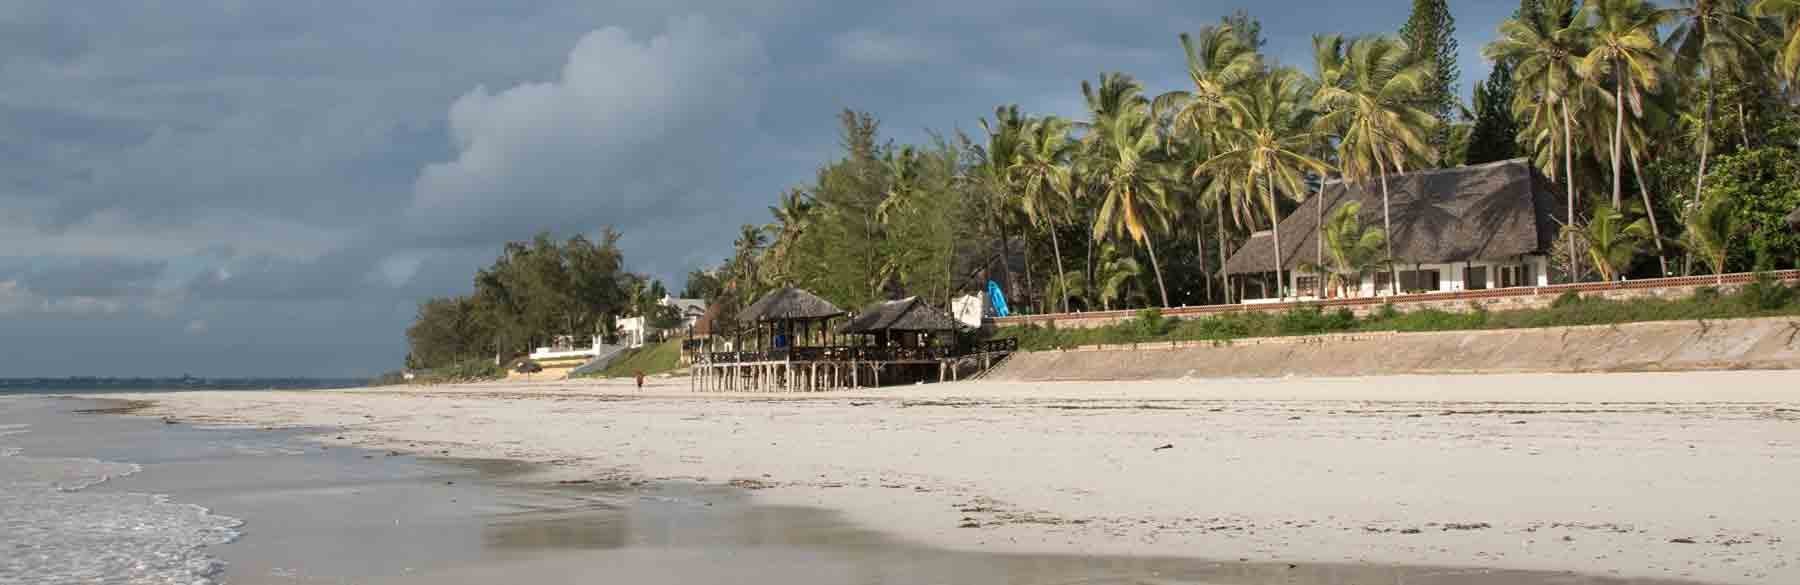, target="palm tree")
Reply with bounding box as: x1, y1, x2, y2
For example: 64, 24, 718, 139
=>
1082, 73, 1174, 307
1751, 0, 1800, 90
1486, 0, 1589, 280
1155, 24, 1261, 304
1012, 115, 1078, 313
1298, 201, 1390, 298
876, 146, 923, 226
1579, 0, 1672, 210
1582, 201, 1654, 283
1200, 67, 1332, 300
972, 105, 1030, 306
763, 189, 814, 284
1670, 0, 1763, 220
1093, 242, 1145, 311
1682, 188, 1738, 280
1312, 34, 1437, 295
